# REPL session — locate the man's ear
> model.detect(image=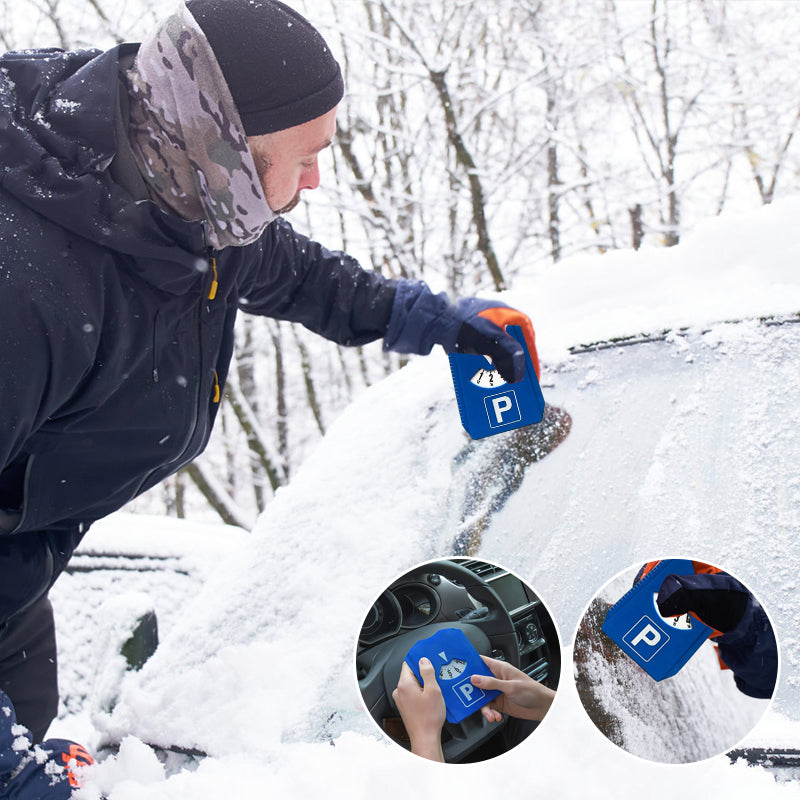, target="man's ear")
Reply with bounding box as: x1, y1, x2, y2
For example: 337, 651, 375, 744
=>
247, 134, 273, 178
